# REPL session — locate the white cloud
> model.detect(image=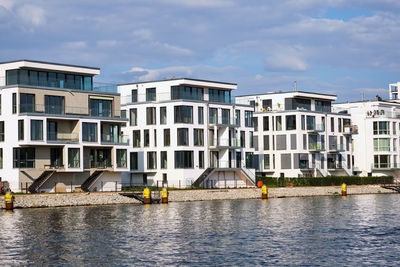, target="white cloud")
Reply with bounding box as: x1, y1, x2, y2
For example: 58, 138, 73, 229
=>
17, 5, 45, 26
163, 0, 234, 8
63, 41, 87, 49
97, 40, 118, 48
132, 29, 153, 40
127, 66, 193, 81
264, 46, 308, 72
255, 74, 263, 80
0, 0, 13, 10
